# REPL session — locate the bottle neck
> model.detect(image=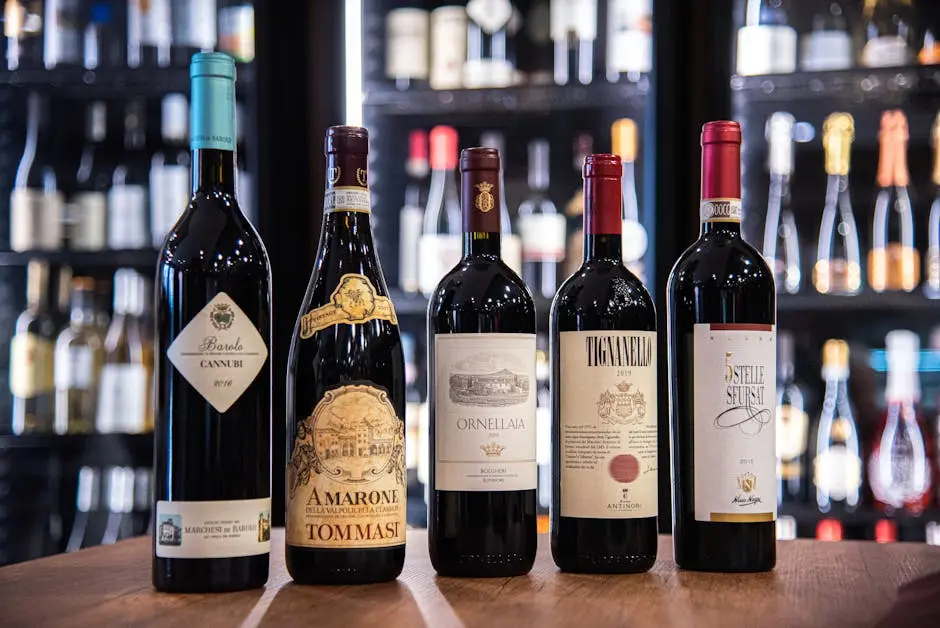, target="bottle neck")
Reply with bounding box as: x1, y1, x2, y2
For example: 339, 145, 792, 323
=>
321, 151, 375, 247
462, 166, 501, 258
70, 290, 97, 326
700, 140, 743, 237
193, 148, 237, 196
583, 174, 623, 262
